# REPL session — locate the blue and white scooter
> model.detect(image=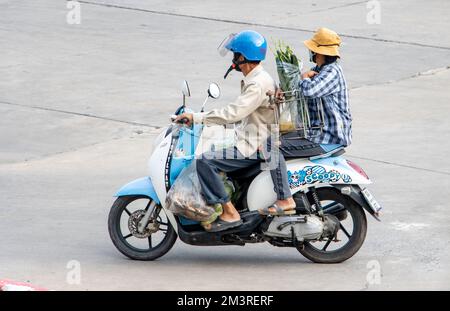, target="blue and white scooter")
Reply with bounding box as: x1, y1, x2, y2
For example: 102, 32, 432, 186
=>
108, 81, 382, 263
